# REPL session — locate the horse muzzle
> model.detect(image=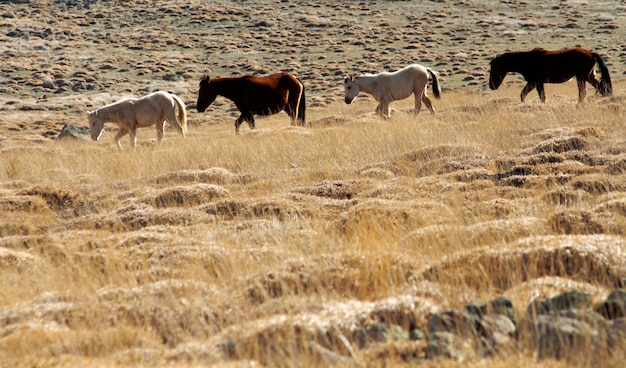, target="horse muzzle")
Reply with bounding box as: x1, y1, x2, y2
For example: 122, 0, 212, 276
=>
90, 129, 103, 141
489, 76, 503, 90
344, 97, 354, 104
490, 79, 502, 90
